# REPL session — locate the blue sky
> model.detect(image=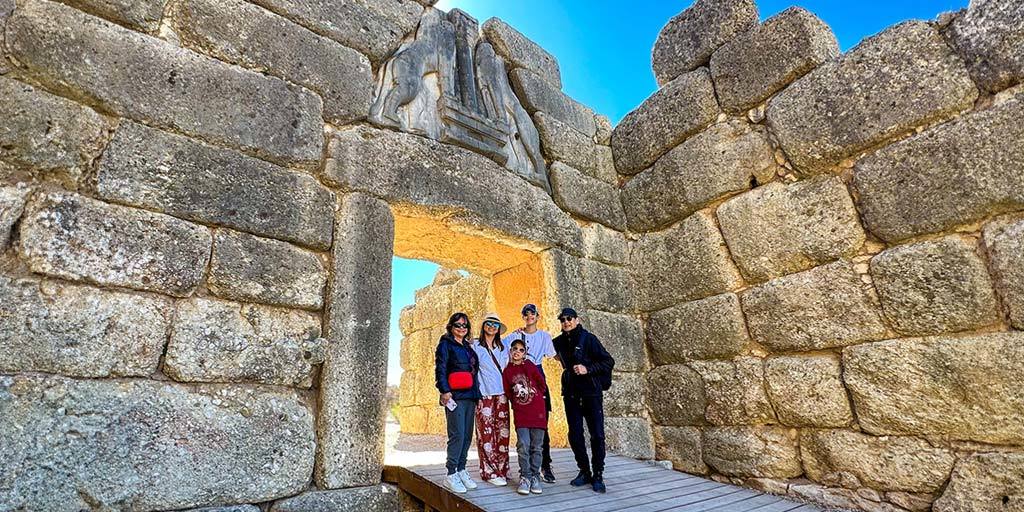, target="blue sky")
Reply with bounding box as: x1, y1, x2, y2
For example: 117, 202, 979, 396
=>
386, 0, 968, 385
